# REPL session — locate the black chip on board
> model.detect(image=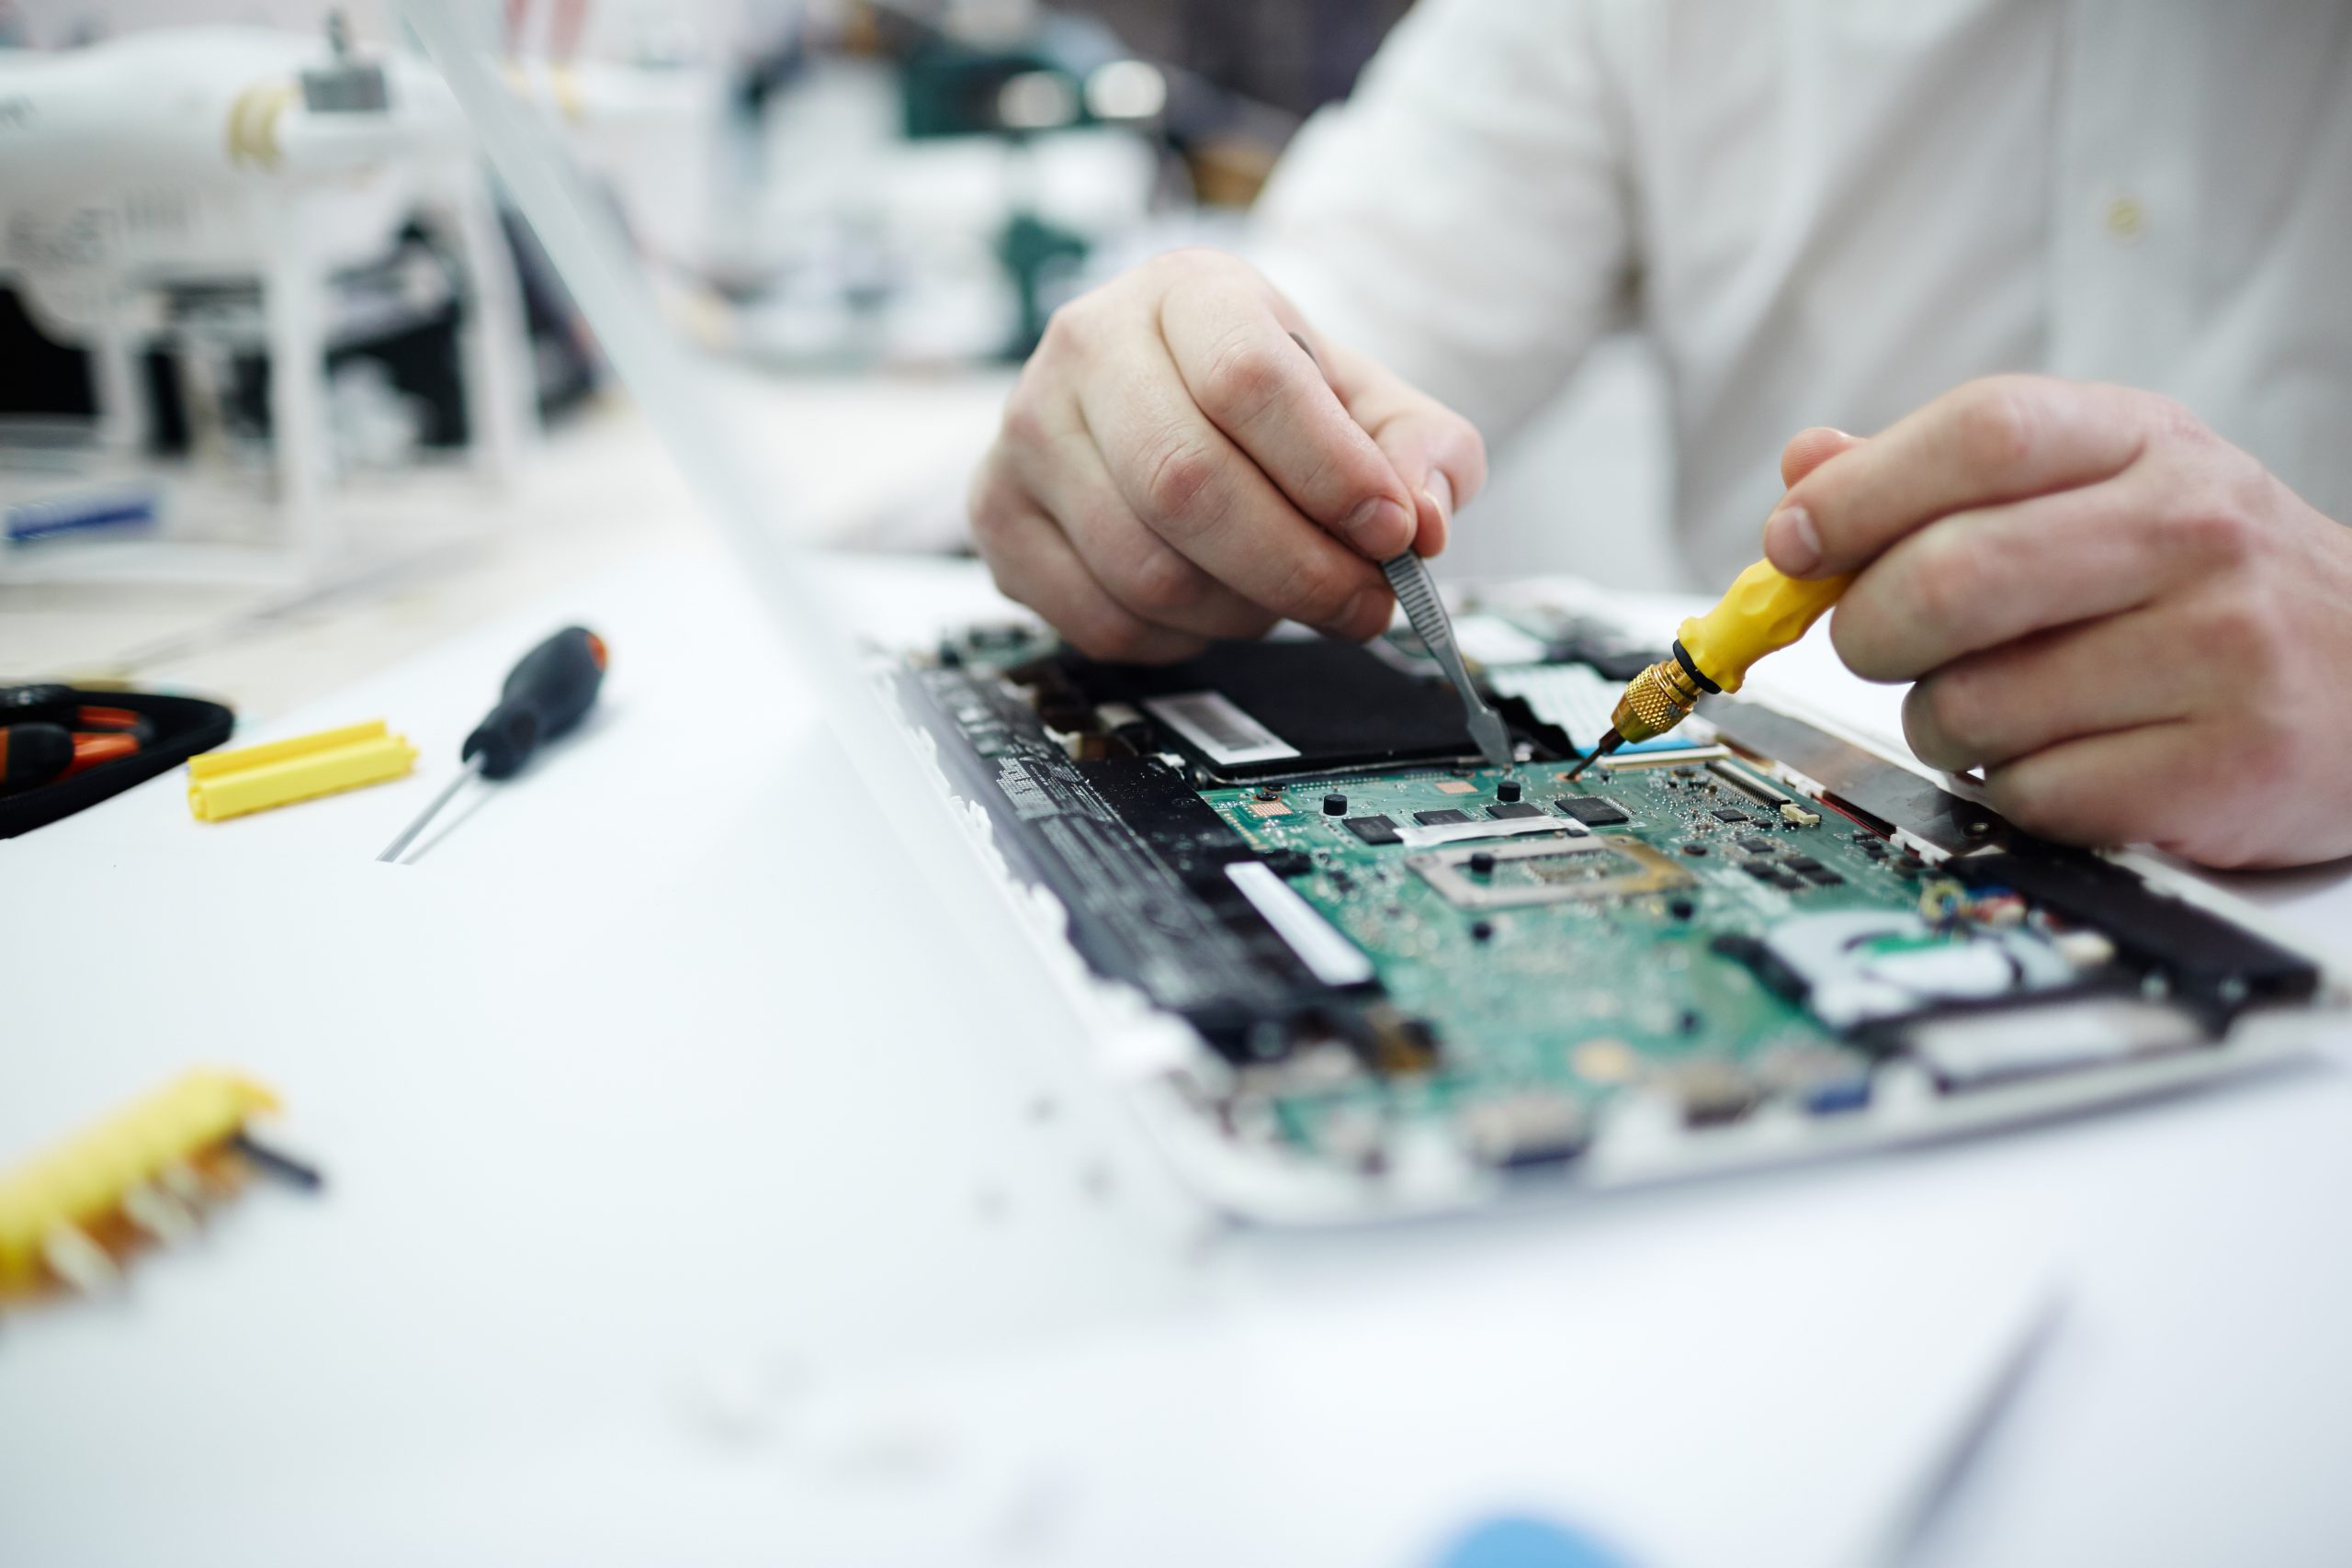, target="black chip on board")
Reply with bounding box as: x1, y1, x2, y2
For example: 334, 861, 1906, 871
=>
1737, 836, 1778, 853
1487, 802, 1545, 820
1804, 868, 1846, 886
1414, 808, 1472, 827
1783, 855, 1825, 873
1556, 797, 1628, 827
1345, 815, 1401, 845
1712, 807, 1752, 824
